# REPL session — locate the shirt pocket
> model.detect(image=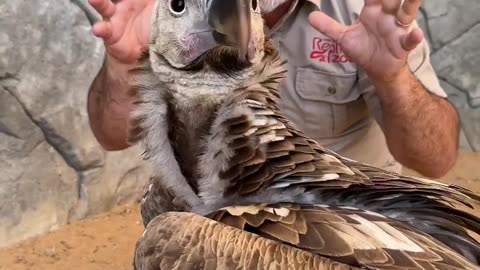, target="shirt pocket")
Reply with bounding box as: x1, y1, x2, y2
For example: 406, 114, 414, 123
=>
294, 67, 368, 138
